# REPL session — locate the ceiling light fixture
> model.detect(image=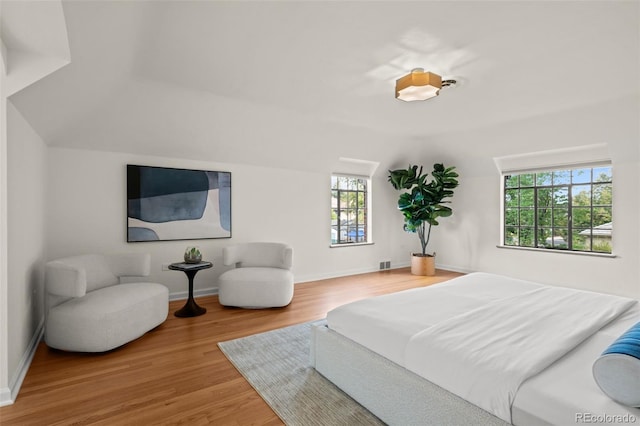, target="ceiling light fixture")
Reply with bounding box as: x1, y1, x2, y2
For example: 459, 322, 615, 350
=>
395, 68, 456, 102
